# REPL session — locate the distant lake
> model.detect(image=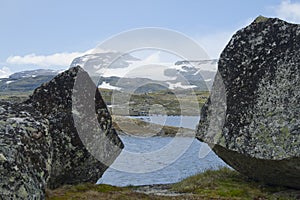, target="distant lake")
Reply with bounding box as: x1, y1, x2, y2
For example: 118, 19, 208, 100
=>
98, 116, 227, 186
